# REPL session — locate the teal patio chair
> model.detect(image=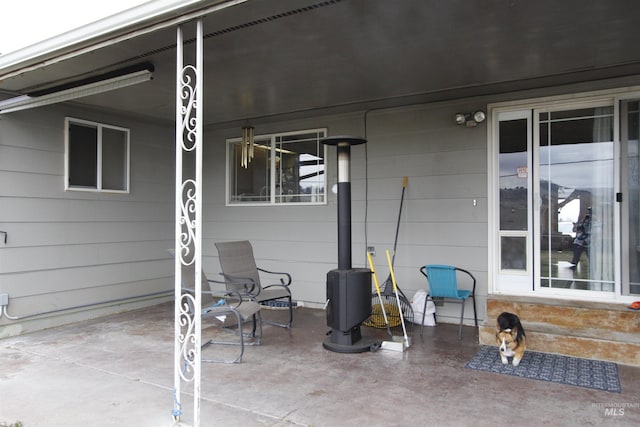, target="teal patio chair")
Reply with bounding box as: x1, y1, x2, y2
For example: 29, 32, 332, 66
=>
419, 264, 477, 339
